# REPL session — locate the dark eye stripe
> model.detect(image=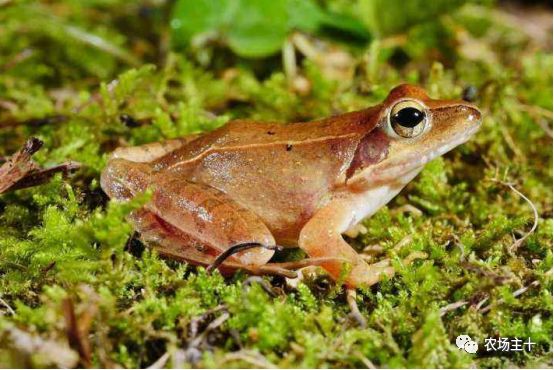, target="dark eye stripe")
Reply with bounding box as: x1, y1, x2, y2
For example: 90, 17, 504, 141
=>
392, 107, 425, 128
